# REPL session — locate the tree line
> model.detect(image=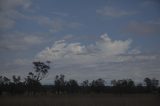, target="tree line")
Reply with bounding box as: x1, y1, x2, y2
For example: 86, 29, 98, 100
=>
0, 61, 159, 95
